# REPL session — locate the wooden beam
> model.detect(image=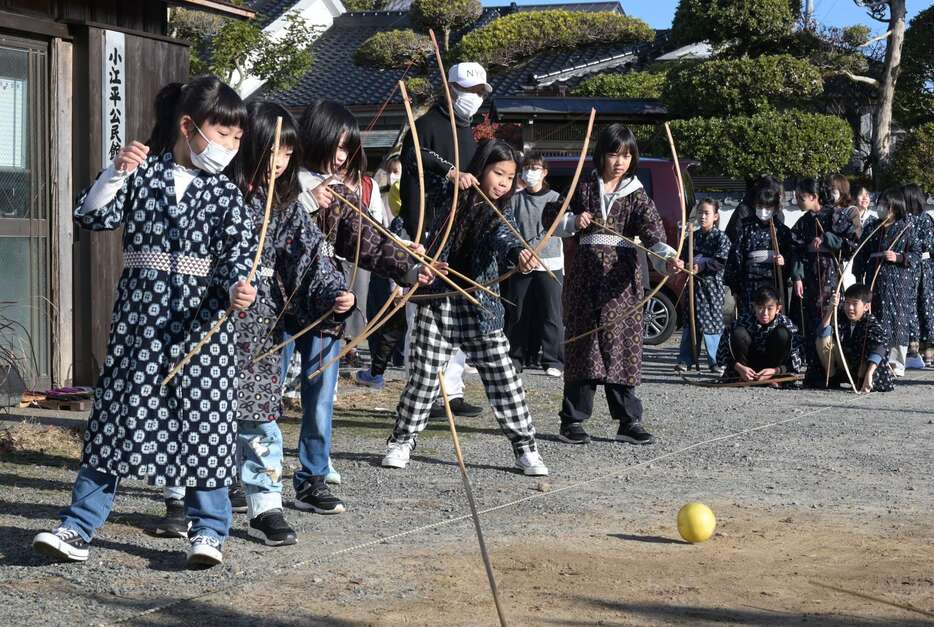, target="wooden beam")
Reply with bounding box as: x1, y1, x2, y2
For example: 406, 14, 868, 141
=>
164, 0, 256, 20
51, 38, 75, 387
